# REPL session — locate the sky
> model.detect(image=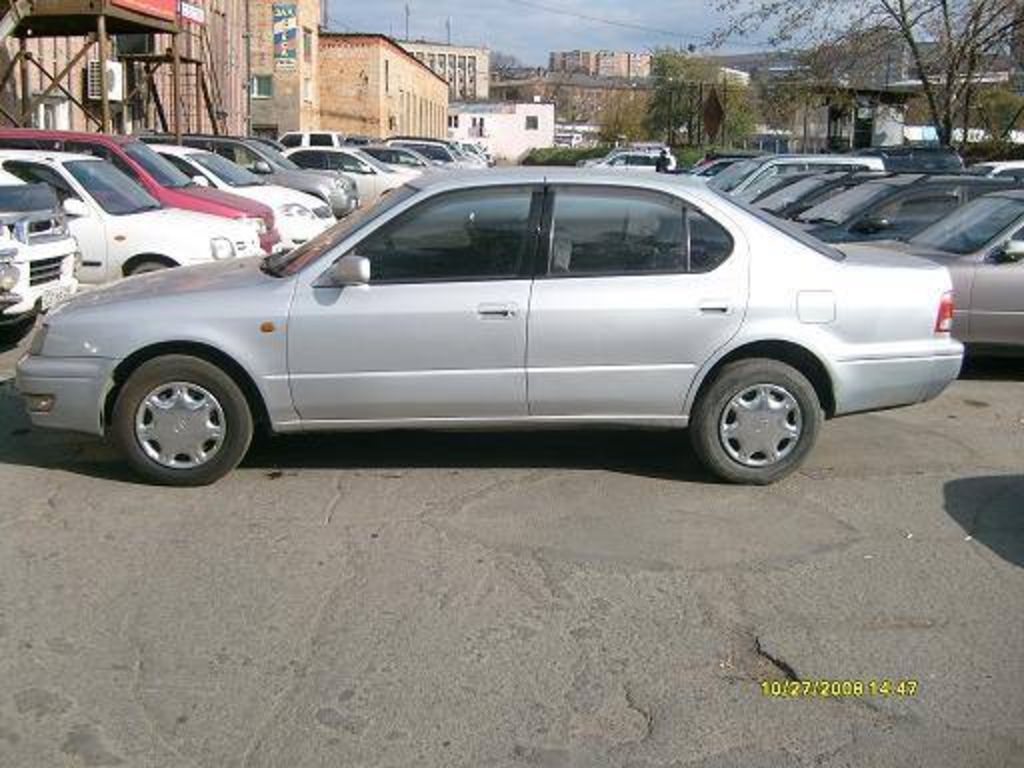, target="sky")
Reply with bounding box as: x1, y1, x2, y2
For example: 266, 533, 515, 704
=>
326, 0, 772, 65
